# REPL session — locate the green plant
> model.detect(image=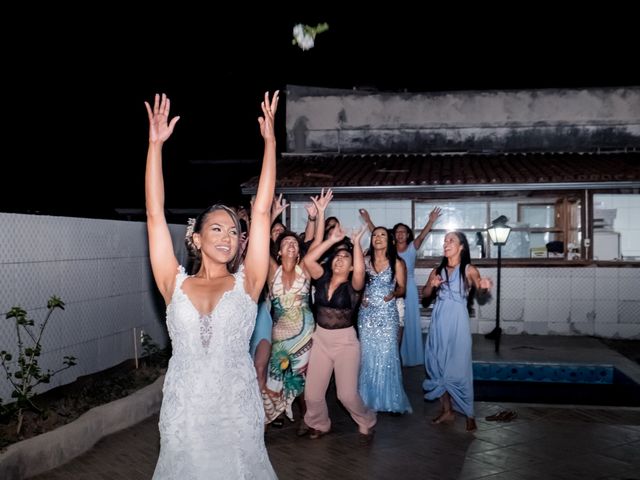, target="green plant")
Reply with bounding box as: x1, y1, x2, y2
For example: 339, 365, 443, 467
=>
140, 332, 170, 368
141, 332, 160, 358
0, 296, 77, 435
